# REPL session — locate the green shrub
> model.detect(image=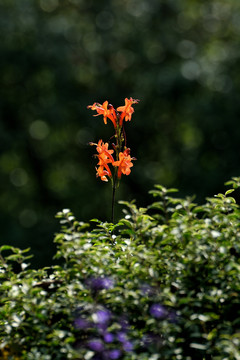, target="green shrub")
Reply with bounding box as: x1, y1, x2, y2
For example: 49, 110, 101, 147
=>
1, 178, 240, 359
